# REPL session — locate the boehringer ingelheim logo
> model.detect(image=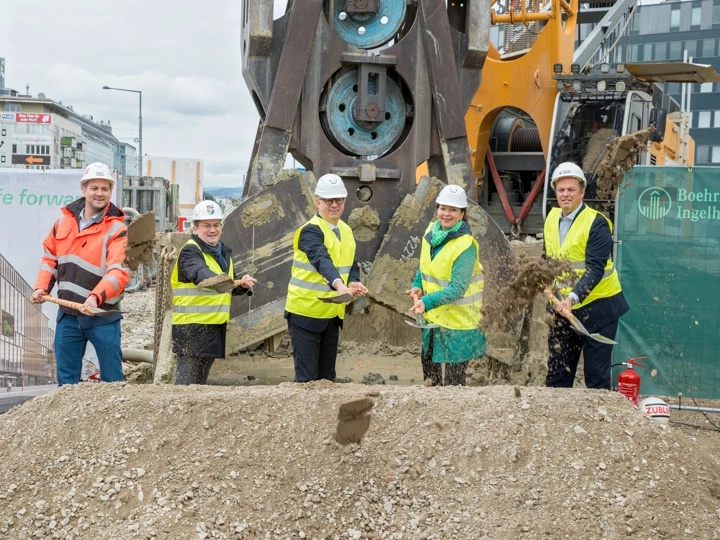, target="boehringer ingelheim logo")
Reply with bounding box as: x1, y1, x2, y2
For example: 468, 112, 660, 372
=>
638, 187, 672, 220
